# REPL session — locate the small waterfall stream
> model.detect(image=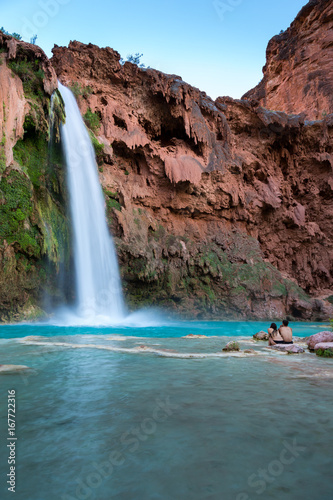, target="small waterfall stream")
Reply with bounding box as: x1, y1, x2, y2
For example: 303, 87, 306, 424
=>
57, 82, 125, 323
